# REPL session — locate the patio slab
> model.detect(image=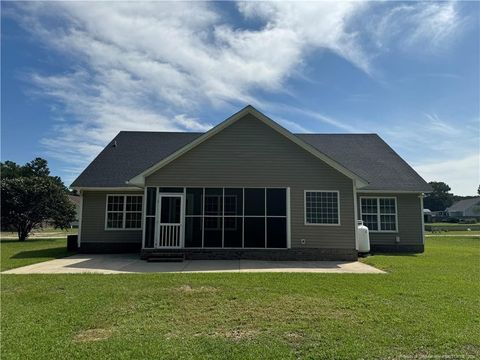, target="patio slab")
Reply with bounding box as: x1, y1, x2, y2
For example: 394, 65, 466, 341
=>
2, 254, 385, 274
